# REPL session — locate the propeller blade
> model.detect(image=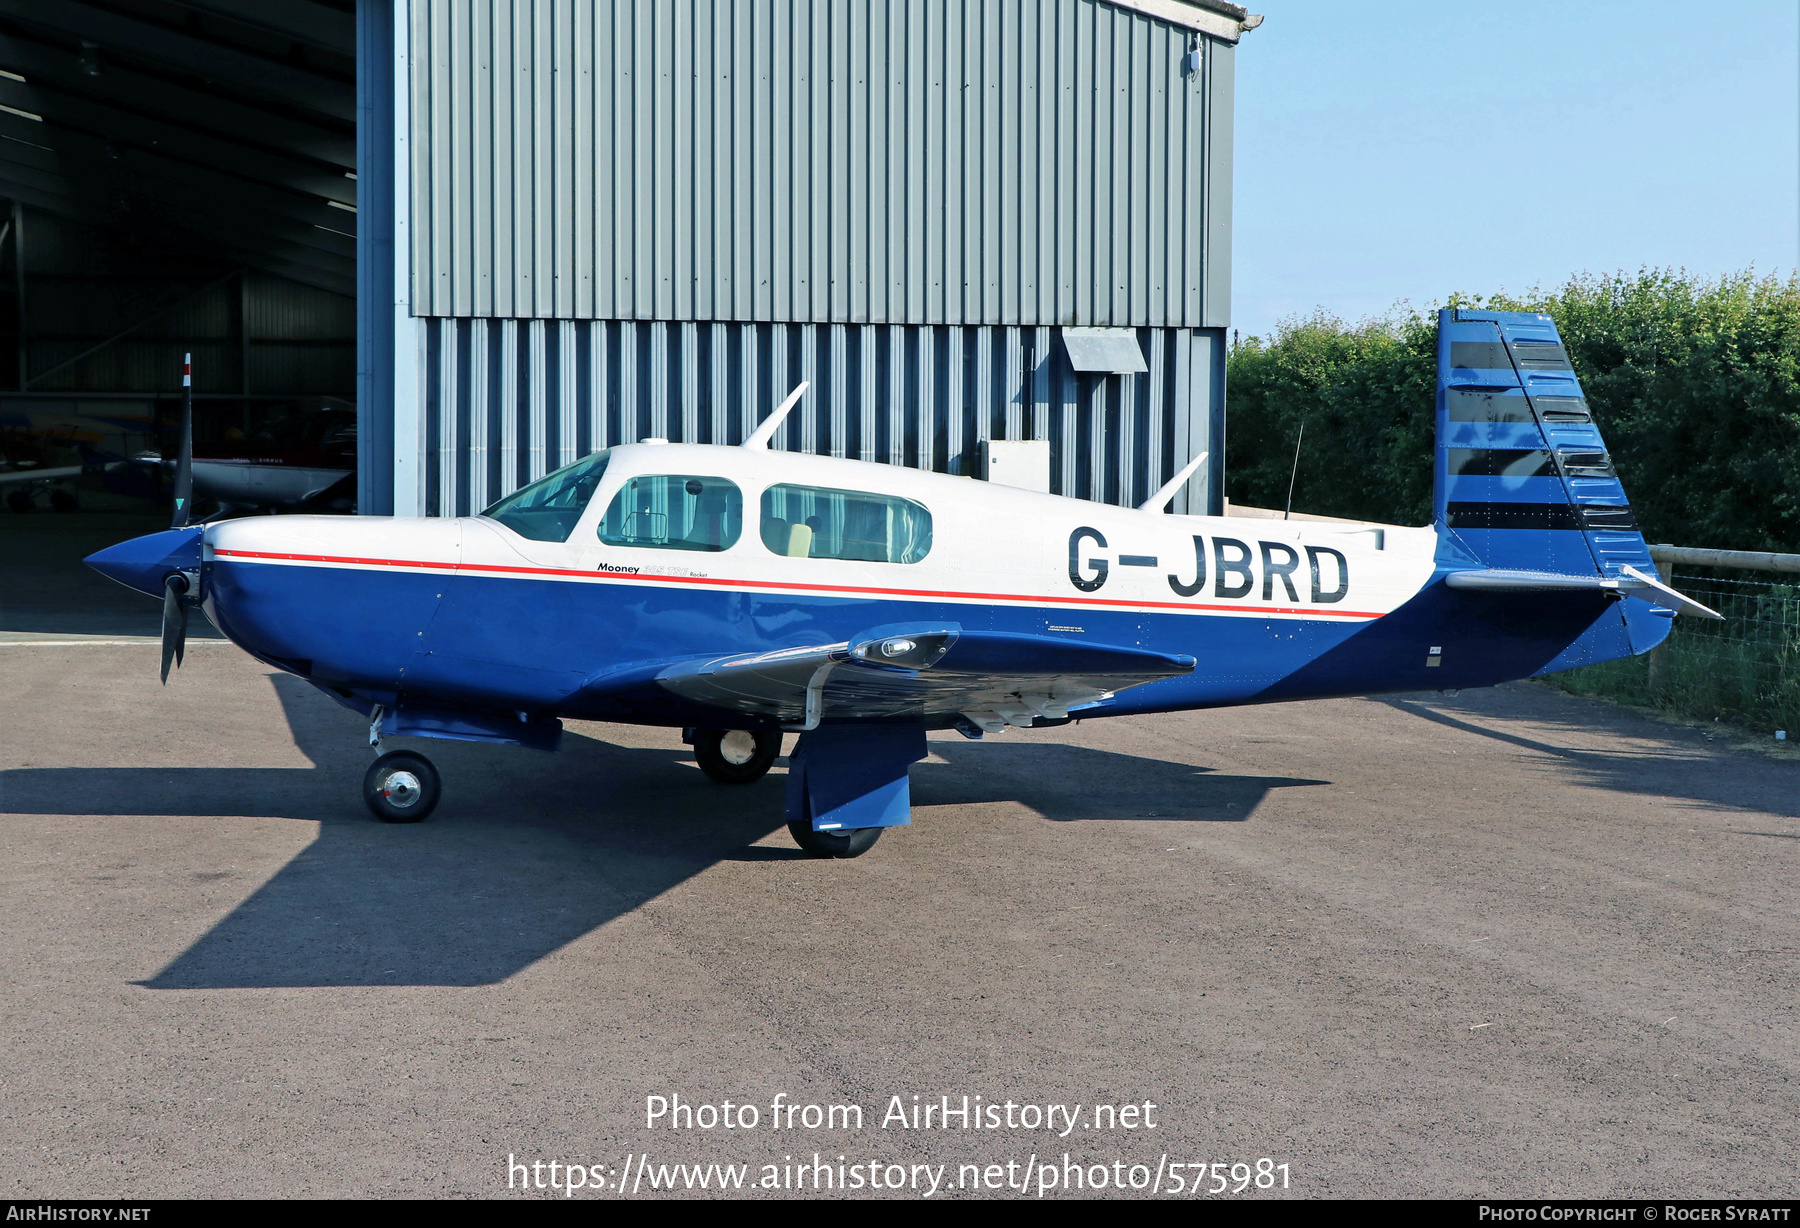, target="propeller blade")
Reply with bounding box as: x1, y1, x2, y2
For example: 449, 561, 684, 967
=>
160, 573, 189, 684
171, 352, 193, 529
